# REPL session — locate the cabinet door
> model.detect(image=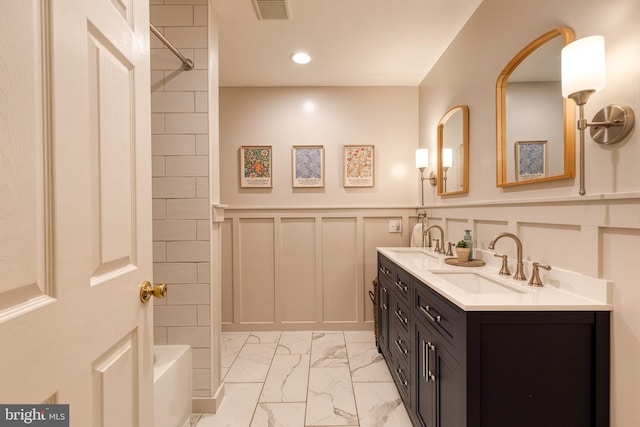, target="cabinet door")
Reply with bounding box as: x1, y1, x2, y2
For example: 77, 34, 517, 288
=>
378, 278, 393, 360
415, 321, 463, 427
